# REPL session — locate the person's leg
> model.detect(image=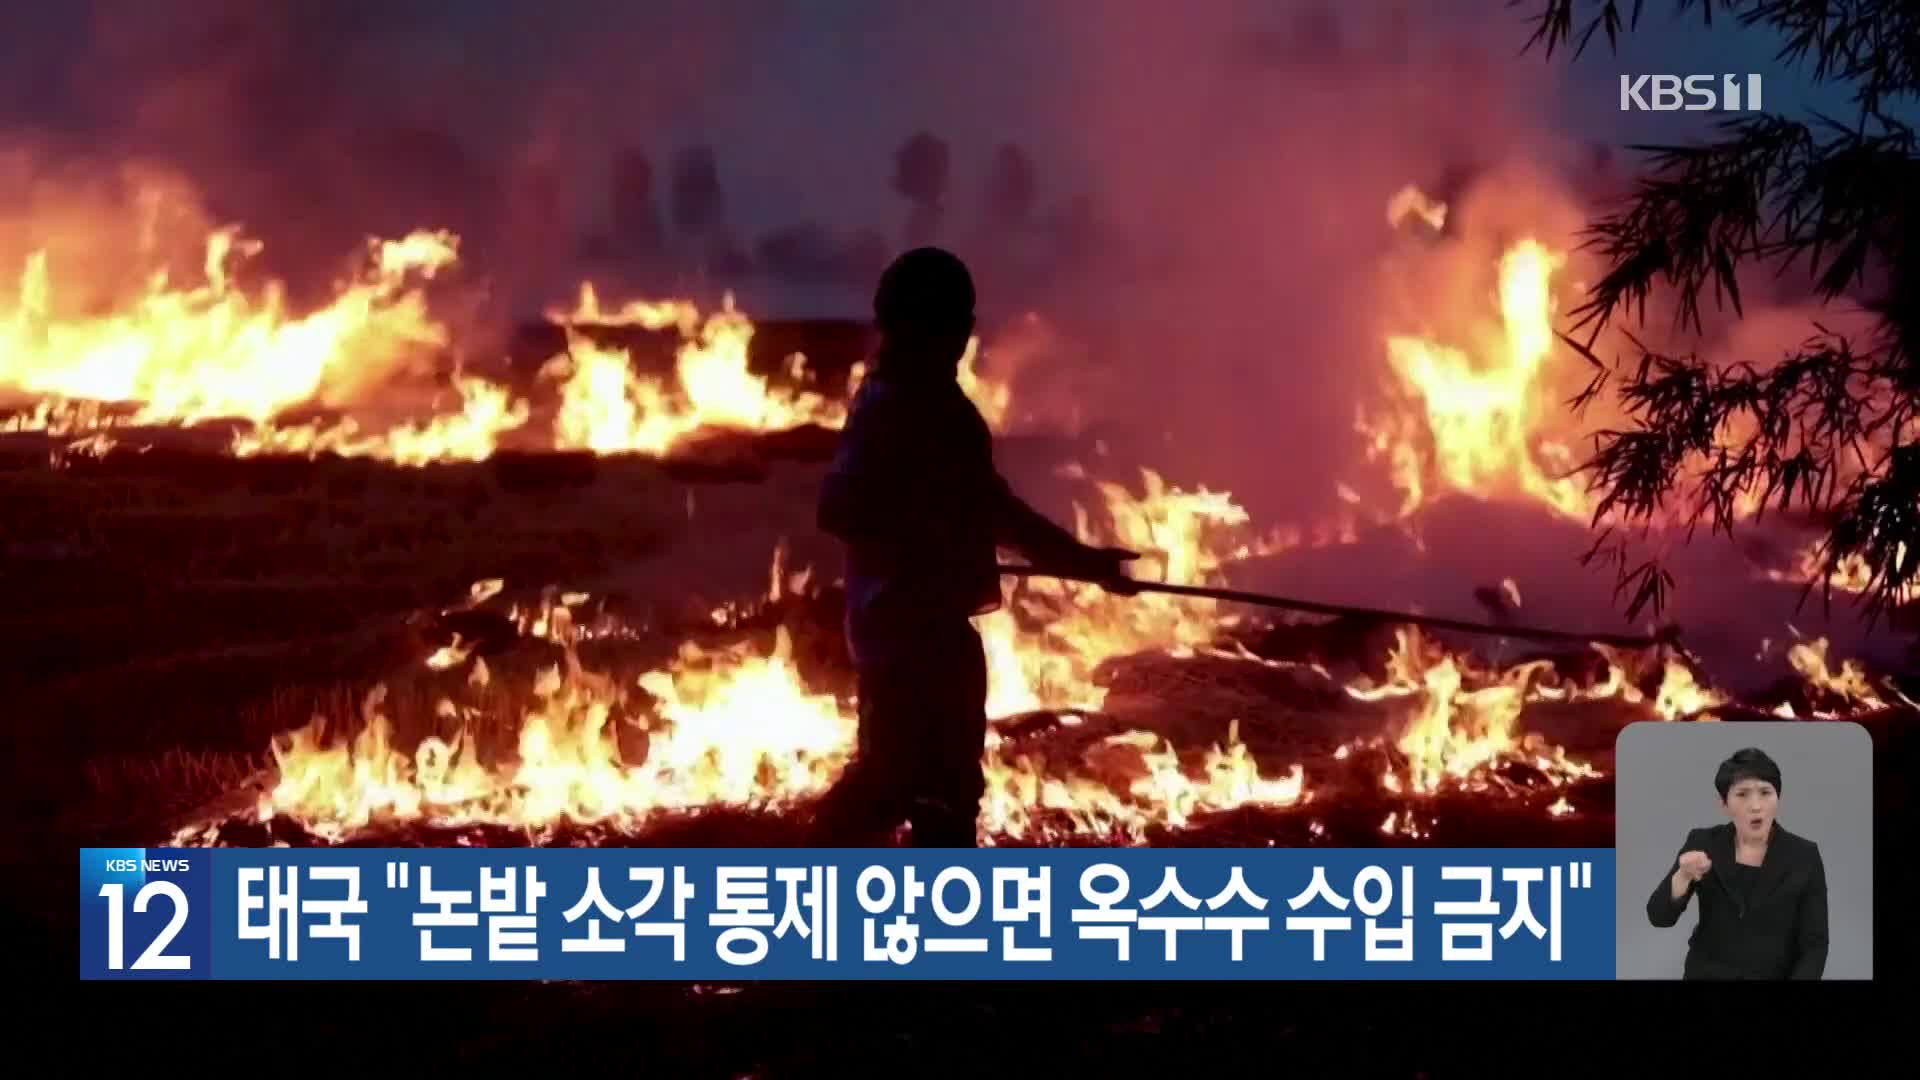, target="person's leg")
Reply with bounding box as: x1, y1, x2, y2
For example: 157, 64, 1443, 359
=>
810, 662, 913, 846
906, 623, 989, 848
